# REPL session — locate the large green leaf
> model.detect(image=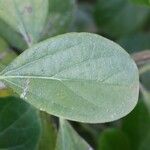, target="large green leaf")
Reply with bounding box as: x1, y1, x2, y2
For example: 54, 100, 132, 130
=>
94, 0, 150, 38
98, 128, 130, 150
0, 0, 48, 46
122, 100, 150, 150
0, 33, 139, 123
56, 119, 92, 150
0, 96, 41, 150
42, 0, 75, 38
